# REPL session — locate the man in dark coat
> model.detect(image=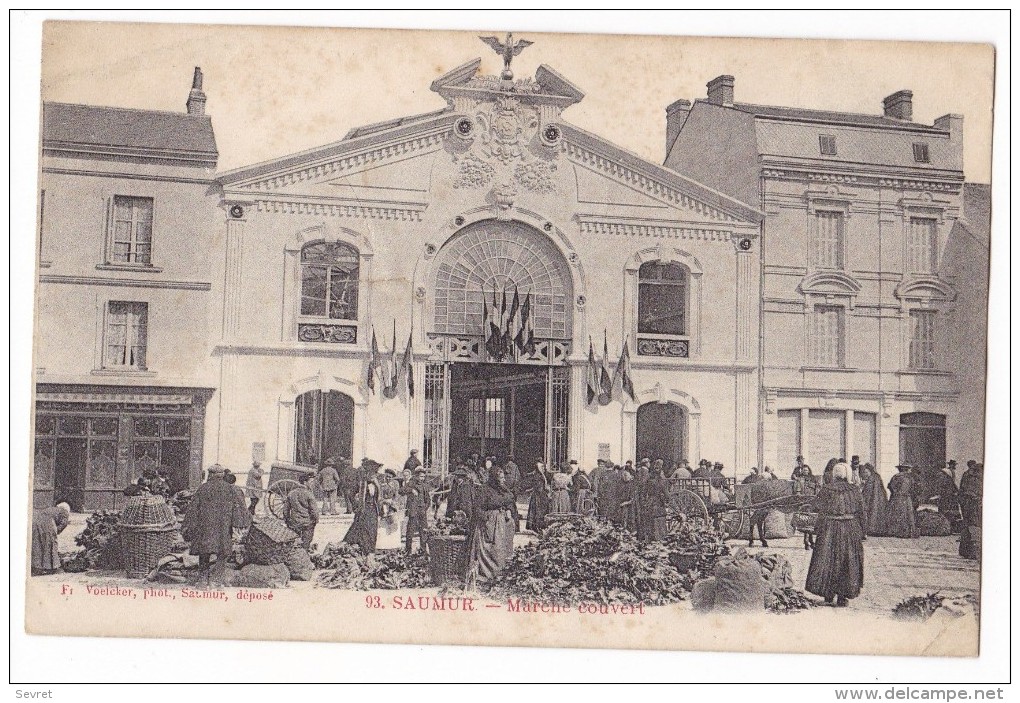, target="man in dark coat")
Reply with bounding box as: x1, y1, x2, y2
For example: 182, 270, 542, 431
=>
400, 467, 430, 554
403, 449, 422, 474
336, 457, 360, 514
285, 472, 319, 550
959, 461, 983, 527
183, 464, 250, 584
317, 458, 341, 516
692, 459, 713, 479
